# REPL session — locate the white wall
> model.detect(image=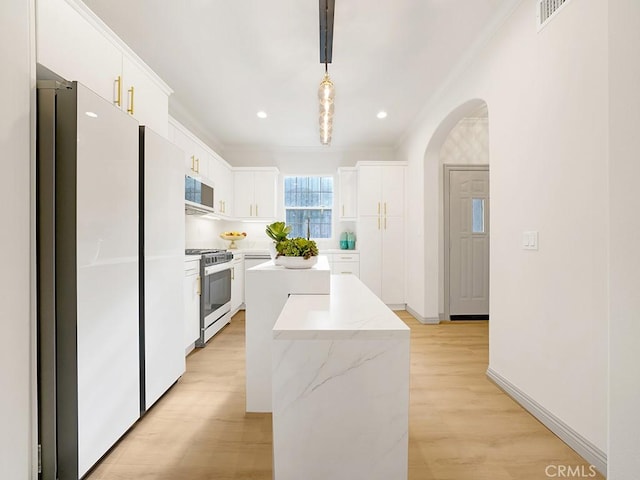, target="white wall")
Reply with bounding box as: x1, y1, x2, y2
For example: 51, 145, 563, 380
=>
608, 0, 640, 477
223, 146, 396, 170
0, 0, 35, 478
401, 0, 608, 455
